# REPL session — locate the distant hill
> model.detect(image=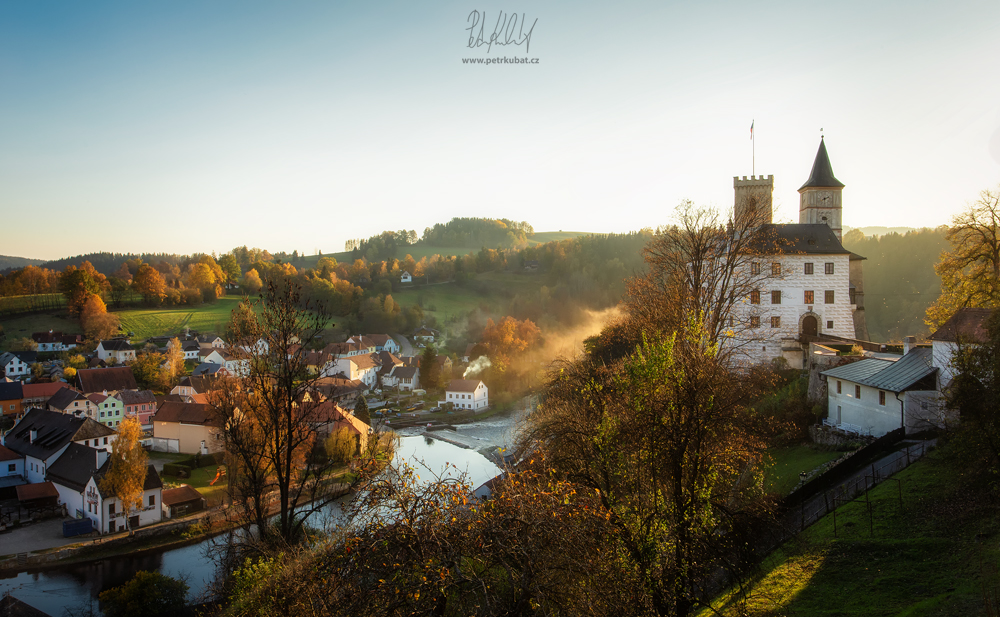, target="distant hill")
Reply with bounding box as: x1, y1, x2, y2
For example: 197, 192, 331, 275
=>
844, 226, 923, 238
38, 252, 184, 276
527, 231, 594, 245
0, 255, 45, 271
